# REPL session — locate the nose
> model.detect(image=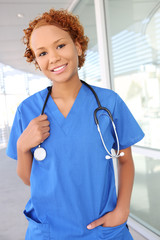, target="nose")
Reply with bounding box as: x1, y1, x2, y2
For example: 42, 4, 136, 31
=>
49, 49, 61, 64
